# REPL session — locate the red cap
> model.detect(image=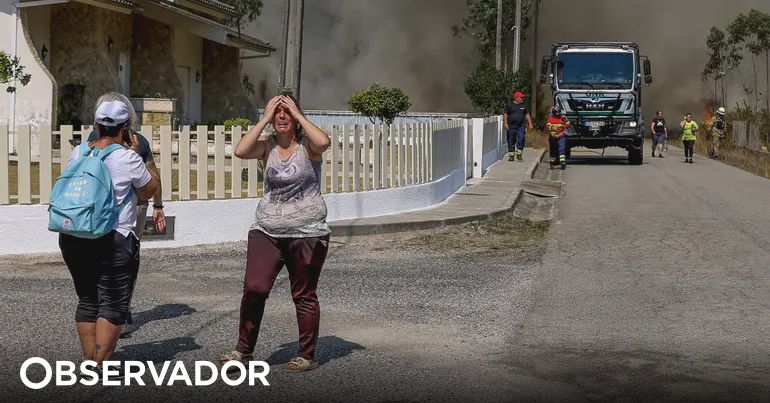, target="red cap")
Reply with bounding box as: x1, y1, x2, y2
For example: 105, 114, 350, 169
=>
513, 91, 525, 99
